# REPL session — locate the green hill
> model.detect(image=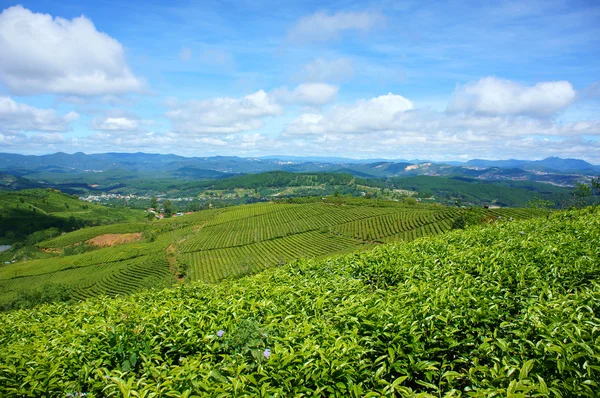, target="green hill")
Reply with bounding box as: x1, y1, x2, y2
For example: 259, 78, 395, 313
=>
0, 207, 597, 396
0, 200, 545, 309
0, 188, 145, 245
